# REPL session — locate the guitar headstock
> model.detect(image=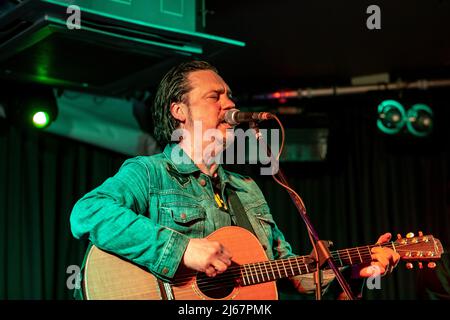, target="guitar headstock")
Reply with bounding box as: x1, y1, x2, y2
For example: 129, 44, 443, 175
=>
394, 231, 444, 269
